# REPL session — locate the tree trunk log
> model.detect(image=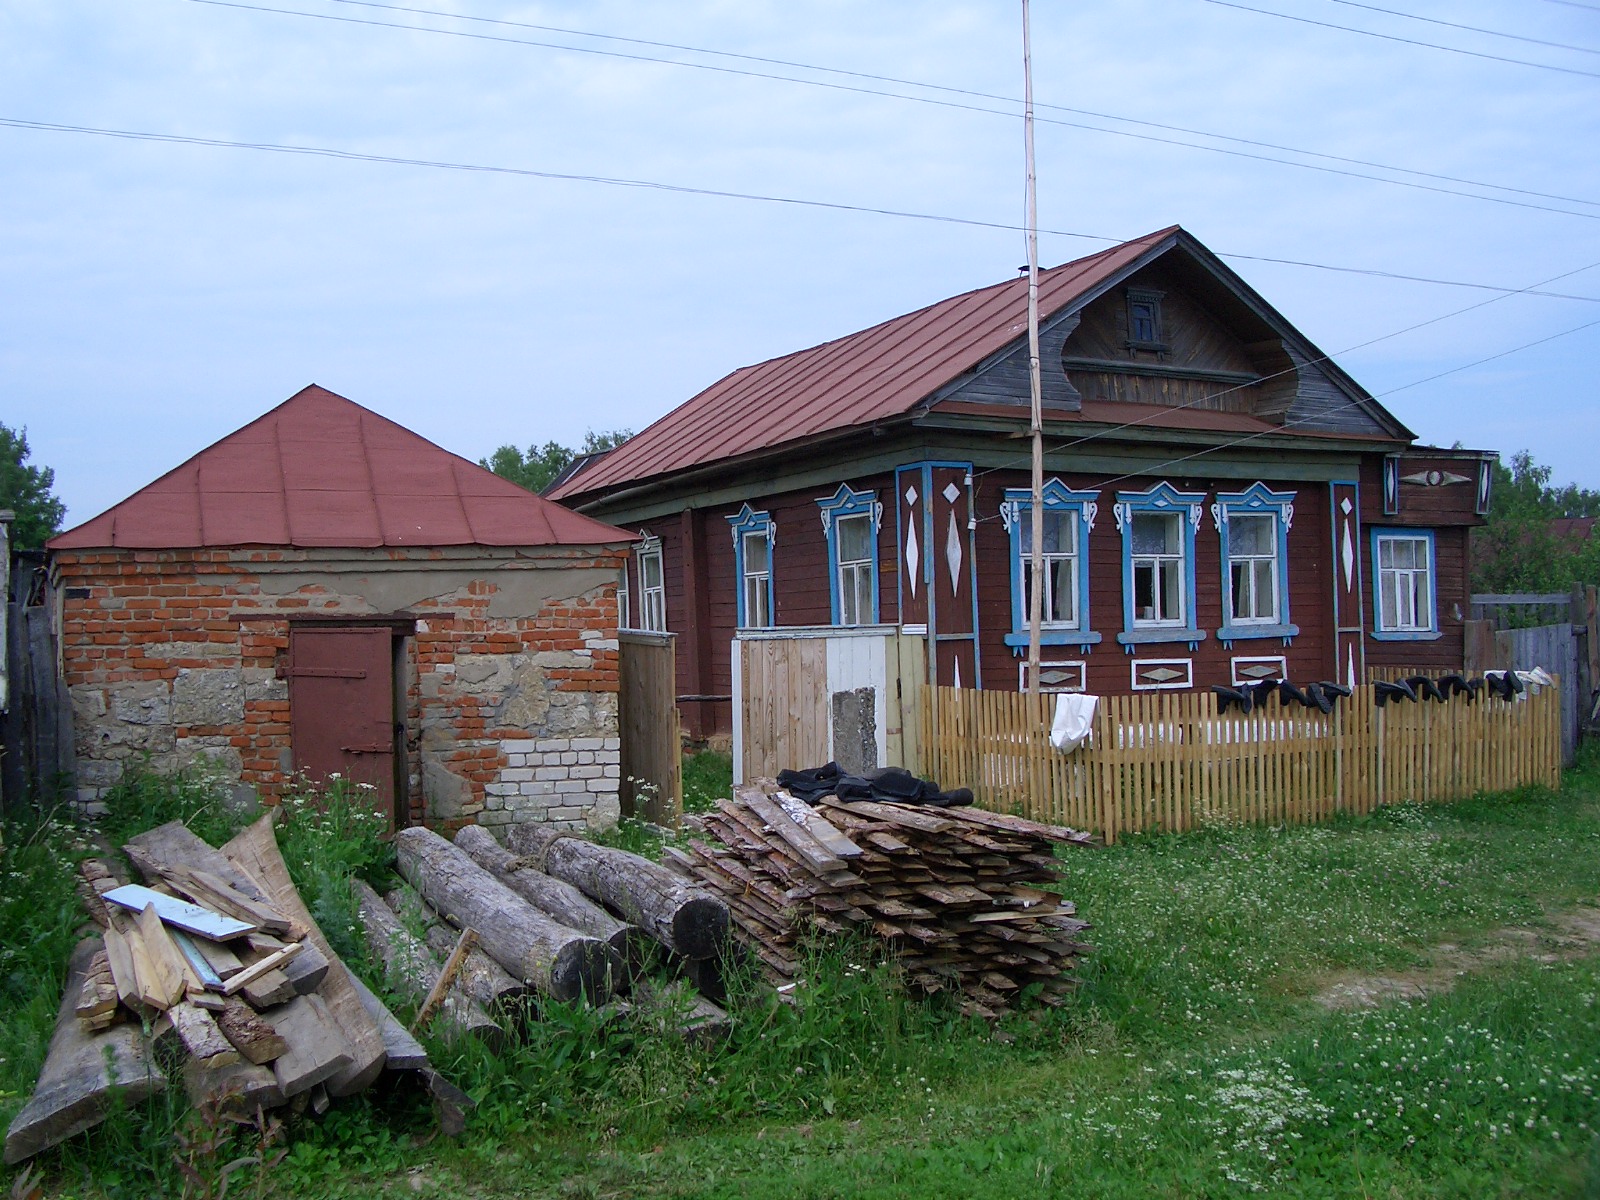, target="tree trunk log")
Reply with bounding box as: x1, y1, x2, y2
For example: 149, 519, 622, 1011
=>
507, 825, 729, 960
220, 816, 386, 1096
351, 880, 505, 1049
453, 825, 644, 970
4, 939, 168, 1164
394, 827, 620, 1003
384, 884, 528, 1009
